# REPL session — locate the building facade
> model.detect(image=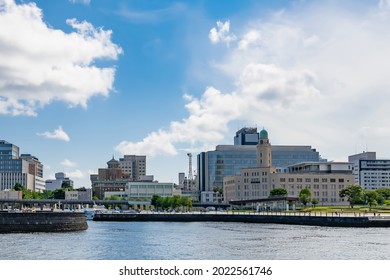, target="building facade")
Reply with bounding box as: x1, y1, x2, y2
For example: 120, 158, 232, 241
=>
197, 127, 322, 202
0, 140, 44, 192
224, 130, 354, 206
91, 155, 148, 199
45, 172, 74, 191
119, 155, 146, 181
349, 152, 390, 190
65, 188, 92, 200
104, 182, 178, 200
